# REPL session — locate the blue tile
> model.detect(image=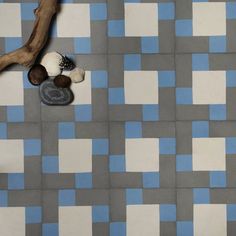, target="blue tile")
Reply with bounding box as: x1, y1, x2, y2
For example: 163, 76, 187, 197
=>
5, 38, 22, 53
0, 191, 8, 207
193, 188, 210, 204
143, 172, 159, 188
176, 155, 192, 172
90, 3, 107, 20
58, 122, 75, 139
91, 71, 108, 88
209, 36, 226, 53
124, 54, 141, 70
21, 3, 37, 20
192, 121, 209, 138
141, 37, 159, 53
109, 155, 125, 172
160, 204, 176, 221
59, 190, 76, 206
42, 156, 59, 173
43, 224, 58, 236
24, 139, 41, 156
176, 88, 192, 104
8, 173, 24, 190
209, 105, 226, 120
109, 88, 125, 104
92, 205, 109, 223
142, 105, 159, 121
227, 204, 236, 221
75, 105, 92, 122
92, 139, 108, 155
108, 20, 125, 37
158, 71, 175, 87
176, 20, 192, 36
125, 122, 142, 138
177, 221, 193, 236
159, 138, 176, 155
75, 173, 92, 189
110, 222, 126, 236
210, 171, 226, 188
26, 207, 42, 224
158, 3, 175, 20
126, 189, 143, 204
7, 106, 24, 122
226, 137, 236, 154
74, 38, 91, 54
192, 54, 209, 71
0, 123, 7, 139
226, 2, 236, 19
226, 71, 236, 87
